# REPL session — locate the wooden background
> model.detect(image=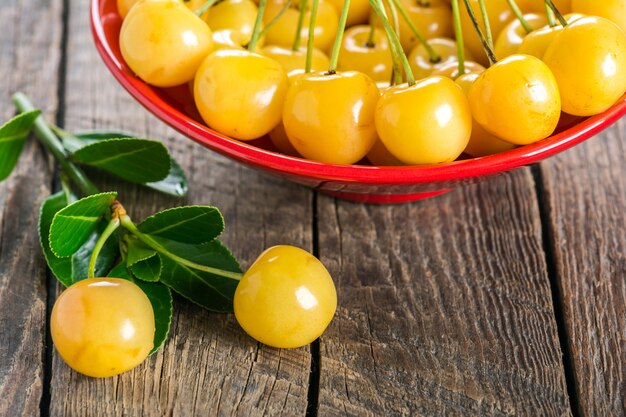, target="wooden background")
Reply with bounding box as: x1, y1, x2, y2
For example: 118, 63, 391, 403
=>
0, 0, 624, 415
